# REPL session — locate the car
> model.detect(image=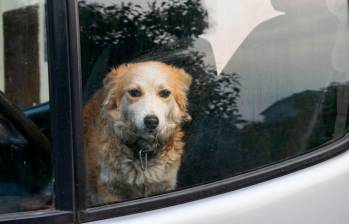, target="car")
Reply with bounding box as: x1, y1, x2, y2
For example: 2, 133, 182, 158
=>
0, 0, 348, 223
